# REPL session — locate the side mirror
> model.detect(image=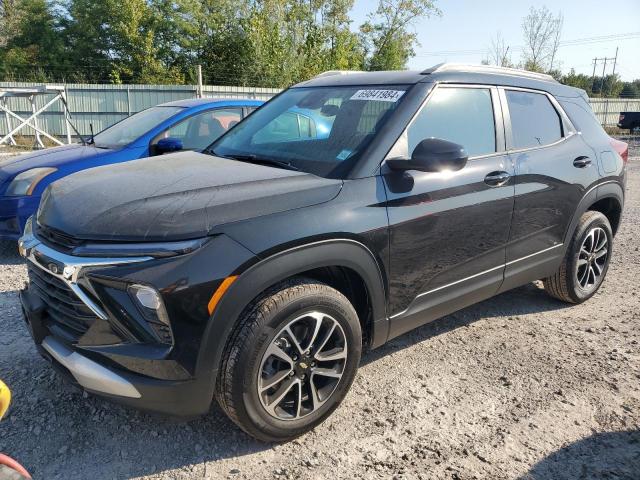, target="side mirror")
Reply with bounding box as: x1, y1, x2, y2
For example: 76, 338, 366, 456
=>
387, 138, 468, 173
320, 104, 340, 117
155, 137, 183, 155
